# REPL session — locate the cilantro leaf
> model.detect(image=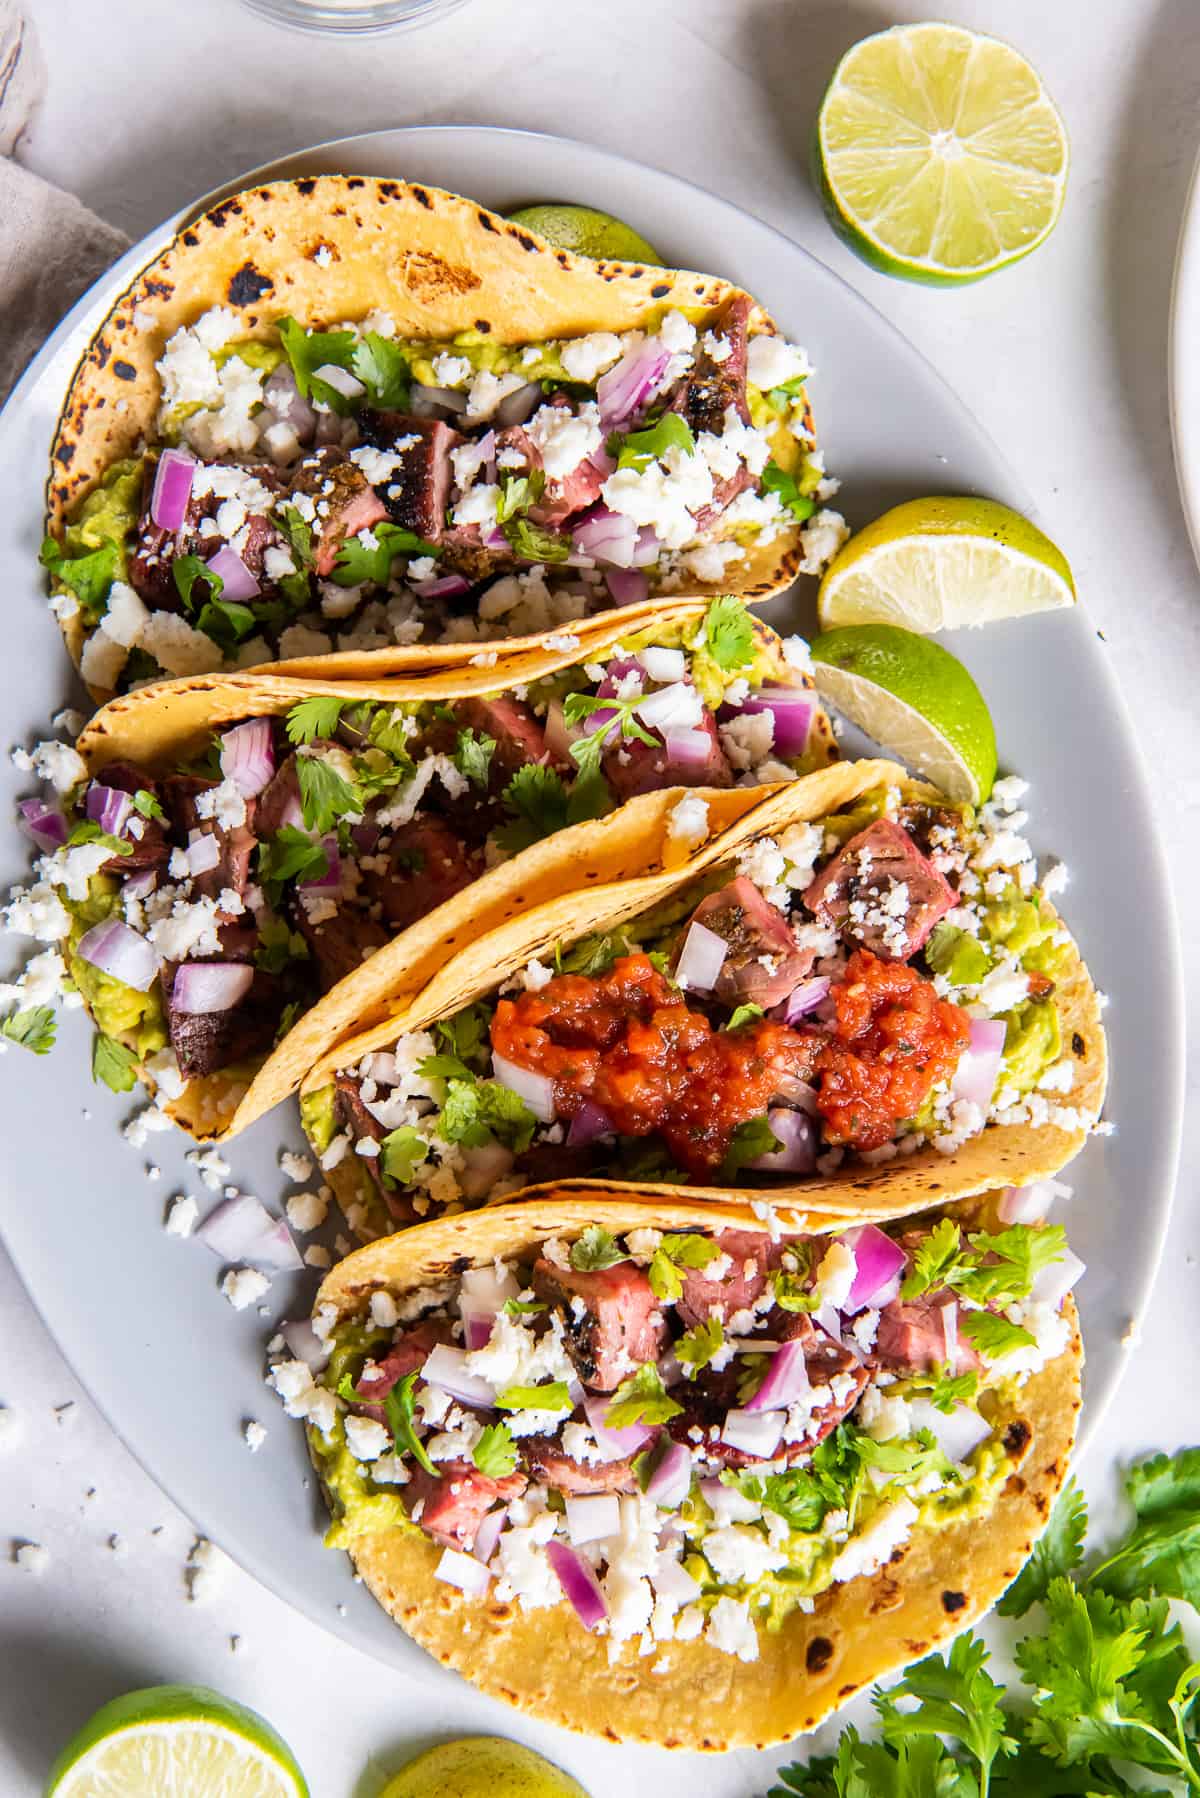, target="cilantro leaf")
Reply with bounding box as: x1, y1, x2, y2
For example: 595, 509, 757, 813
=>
67, 821, 132, 857
703, 595, 755, 671
254, 914, 309, 974
562, 692, 657, 784
439, 1077, 537, 1153
131, 789, 164, 821
496, 470, 545, 521
257, 826, 328, 901
647, 1231, 719, 1301
379, 1126, 430, 1187
351, 331, 410, 408
999, 1480, 1088, 1618
725, 1003, 764, 1031
287, 696, 345, 746
386, 1371, 438, 1478
1093, 1450, 1200, 1611
611, 412, 695, 470
274, 504, 315, 571
502, 1298, 545, 1318
730, 1465, 831, 1534
495, 765, 571, 853
495, 1382, 572, 1414
91, 1032, 138, 1091
435, 1005, 490, 1068
40, 535, 118, 620
957, 1226, 1067, 1308
195, 596, 258, 649
472, 1421, 518, 1478
501, 516, 571, 563
276, 314, 360, 412
296, 755, 360, 834
876, 1632, 1014, 1784
605, 1364, 683, 1430
718, 1115, 780, 1180
332, 521, 440, 588
555, 929, 639, 978
958, 1312, 1037, 1360
773, 1270, 819, 1313
0, 1005, 56, 1055
452, 727, 496, 789
569, 1225, 626, 1272
762, 458, 817, 522
901, 1218, 966, 1300
676, 1315, 724, 1375
172, 553, 223, 613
